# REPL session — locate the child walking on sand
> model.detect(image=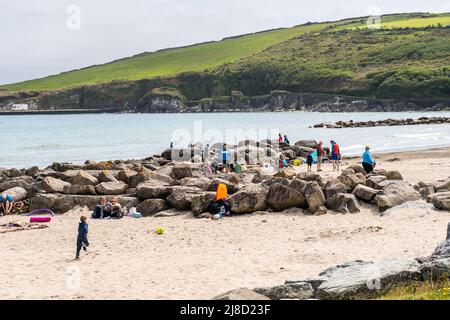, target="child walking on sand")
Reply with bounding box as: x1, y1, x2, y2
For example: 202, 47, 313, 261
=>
75, 216, 89, 260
